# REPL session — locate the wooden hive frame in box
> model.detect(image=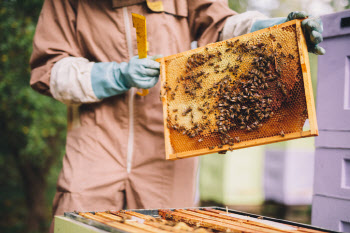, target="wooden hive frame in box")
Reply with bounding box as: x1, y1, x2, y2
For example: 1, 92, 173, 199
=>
67, 208, 334, 233
157, 19, 318, 160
